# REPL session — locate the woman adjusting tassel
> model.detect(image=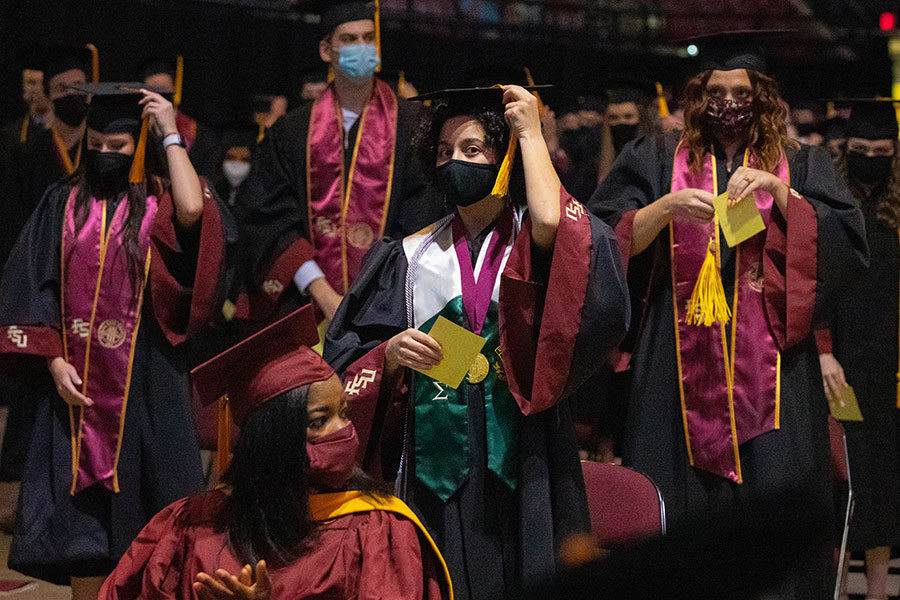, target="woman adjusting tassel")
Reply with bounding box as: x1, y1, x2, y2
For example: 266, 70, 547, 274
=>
0, 83, 229, 599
